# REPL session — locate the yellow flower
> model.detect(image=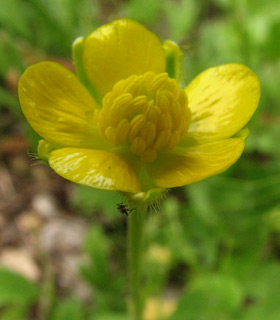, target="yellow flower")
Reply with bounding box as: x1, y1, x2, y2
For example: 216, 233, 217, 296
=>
18, 19, 260, 200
